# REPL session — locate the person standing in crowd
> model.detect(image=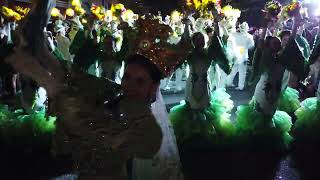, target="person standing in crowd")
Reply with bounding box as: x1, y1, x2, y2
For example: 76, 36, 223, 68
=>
226, 22, 255, 90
